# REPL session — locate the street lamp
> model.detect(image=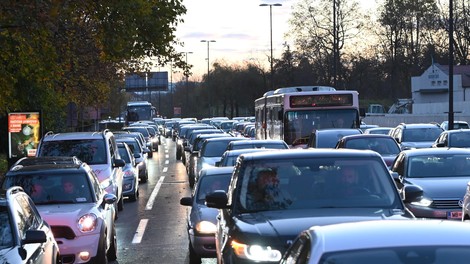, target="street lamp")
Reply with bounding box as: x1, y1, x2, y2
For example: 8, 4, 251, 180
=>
183, 52, 193, 117
201, 40, 216, 116
260, 3, 282, 91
